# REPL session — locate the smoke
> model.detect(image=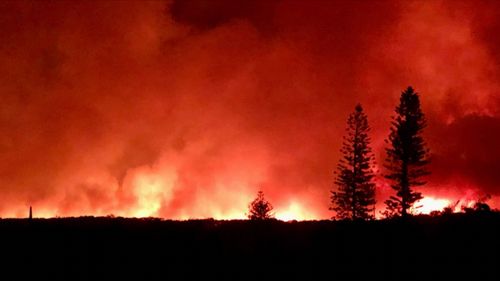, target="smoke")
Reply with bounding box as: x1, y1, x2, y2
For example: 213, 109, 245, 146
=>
0, 0, 499, 218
